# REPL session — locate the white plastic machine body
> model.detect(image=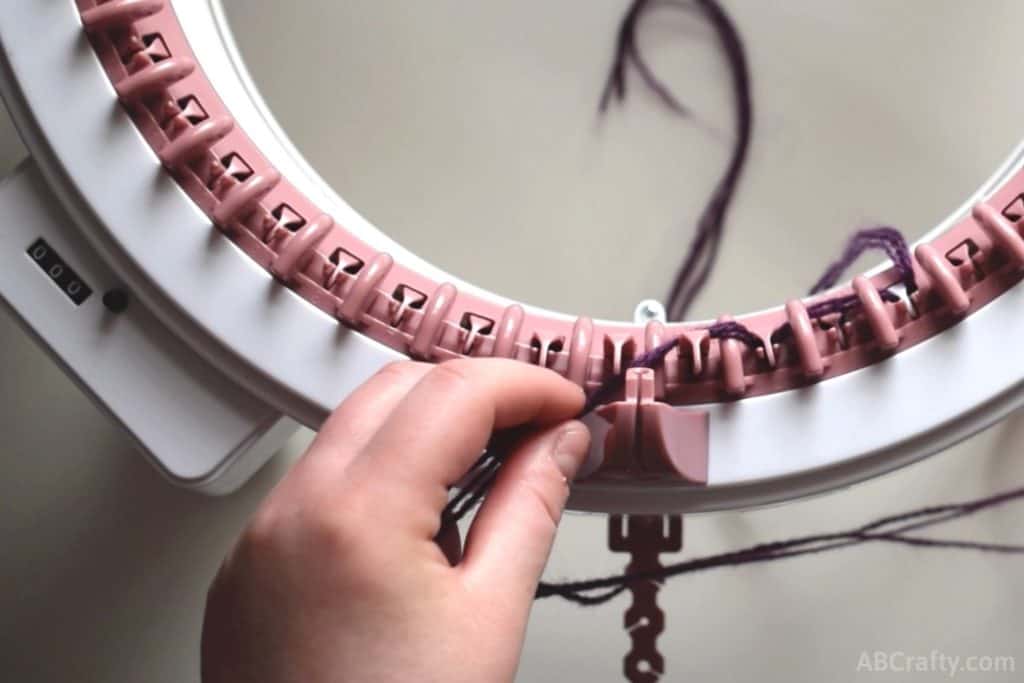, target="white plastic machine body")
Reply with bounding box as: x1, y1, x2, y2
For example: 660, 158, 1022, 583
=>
0, 161, 297, 494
